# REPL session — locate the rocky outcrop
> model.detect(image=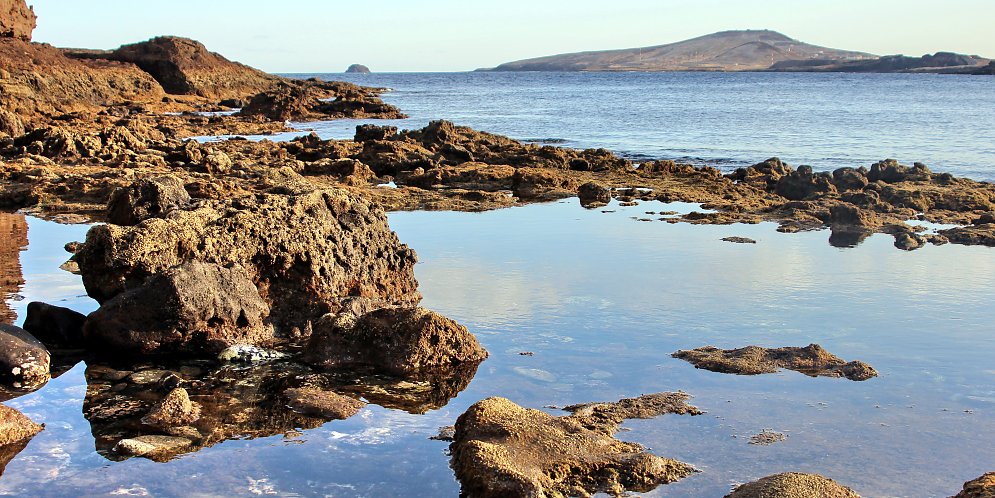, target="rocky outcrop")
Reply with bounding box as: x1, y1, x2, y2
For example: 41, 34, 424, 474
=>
76, 189, 421, 353
303, 307, 487, 376
22, 302, 86, 348
578, 181, 611, 207
240, 80, 404, 122
953, 472, 995, 498
84, 261, 274, 356
99, 37, 280, 99
0, 213, 26, 325
0, 403, 42, 474
774, 165, 837, 200
0, 0, 34, 41
450, 393, 700, 497
725, 472, 861, 498
0, 324, 50, 389
673, 344, 878, 381
106, 175, 191, 226
345, 64, 371, 74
